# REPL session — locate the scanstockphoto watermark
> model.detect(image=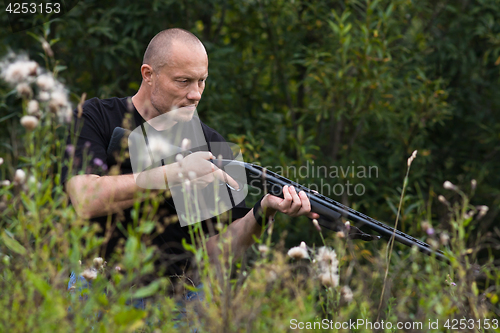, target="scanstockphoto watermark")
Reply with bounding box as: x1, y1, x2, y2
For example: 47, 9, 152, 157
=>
249, 160, 379, 197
